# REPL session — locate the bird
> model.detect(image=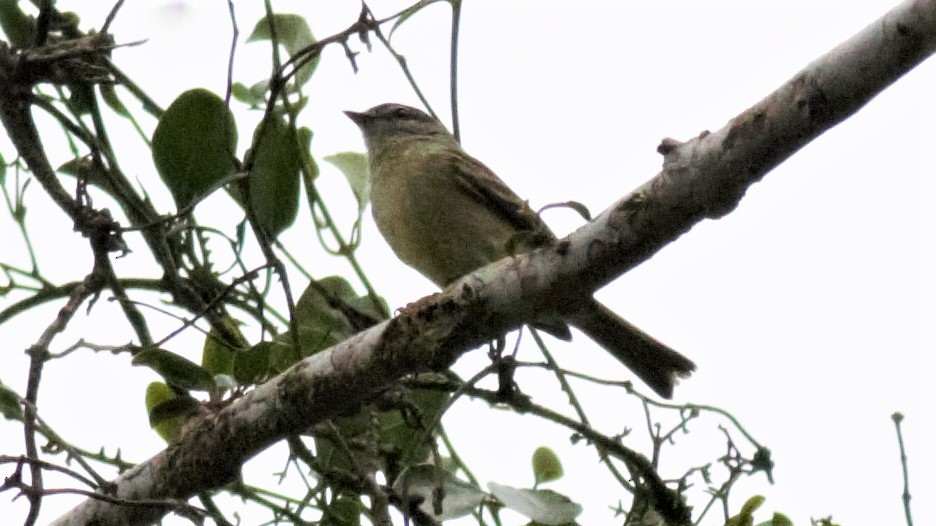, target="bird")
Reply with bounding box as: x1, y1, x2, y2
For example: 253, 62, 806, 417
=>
345, 103, 695, 398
